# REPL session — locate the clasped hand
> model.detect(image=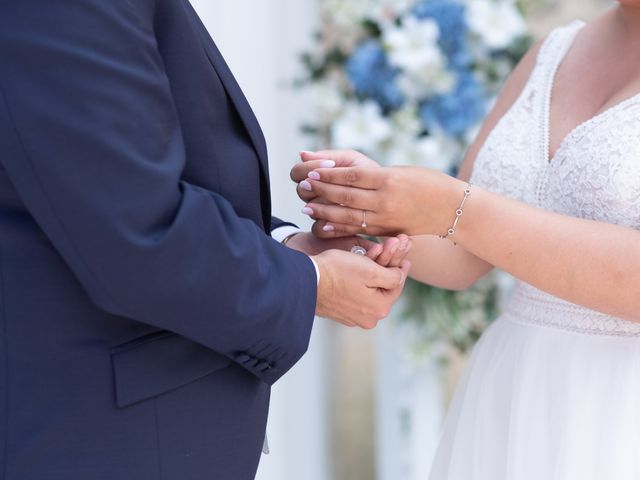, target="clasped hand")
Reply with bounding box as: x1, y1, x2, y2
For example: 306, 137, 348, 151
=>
286, 150, 422, 329
292, 150, 466, 238
288, 149, 470, 329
